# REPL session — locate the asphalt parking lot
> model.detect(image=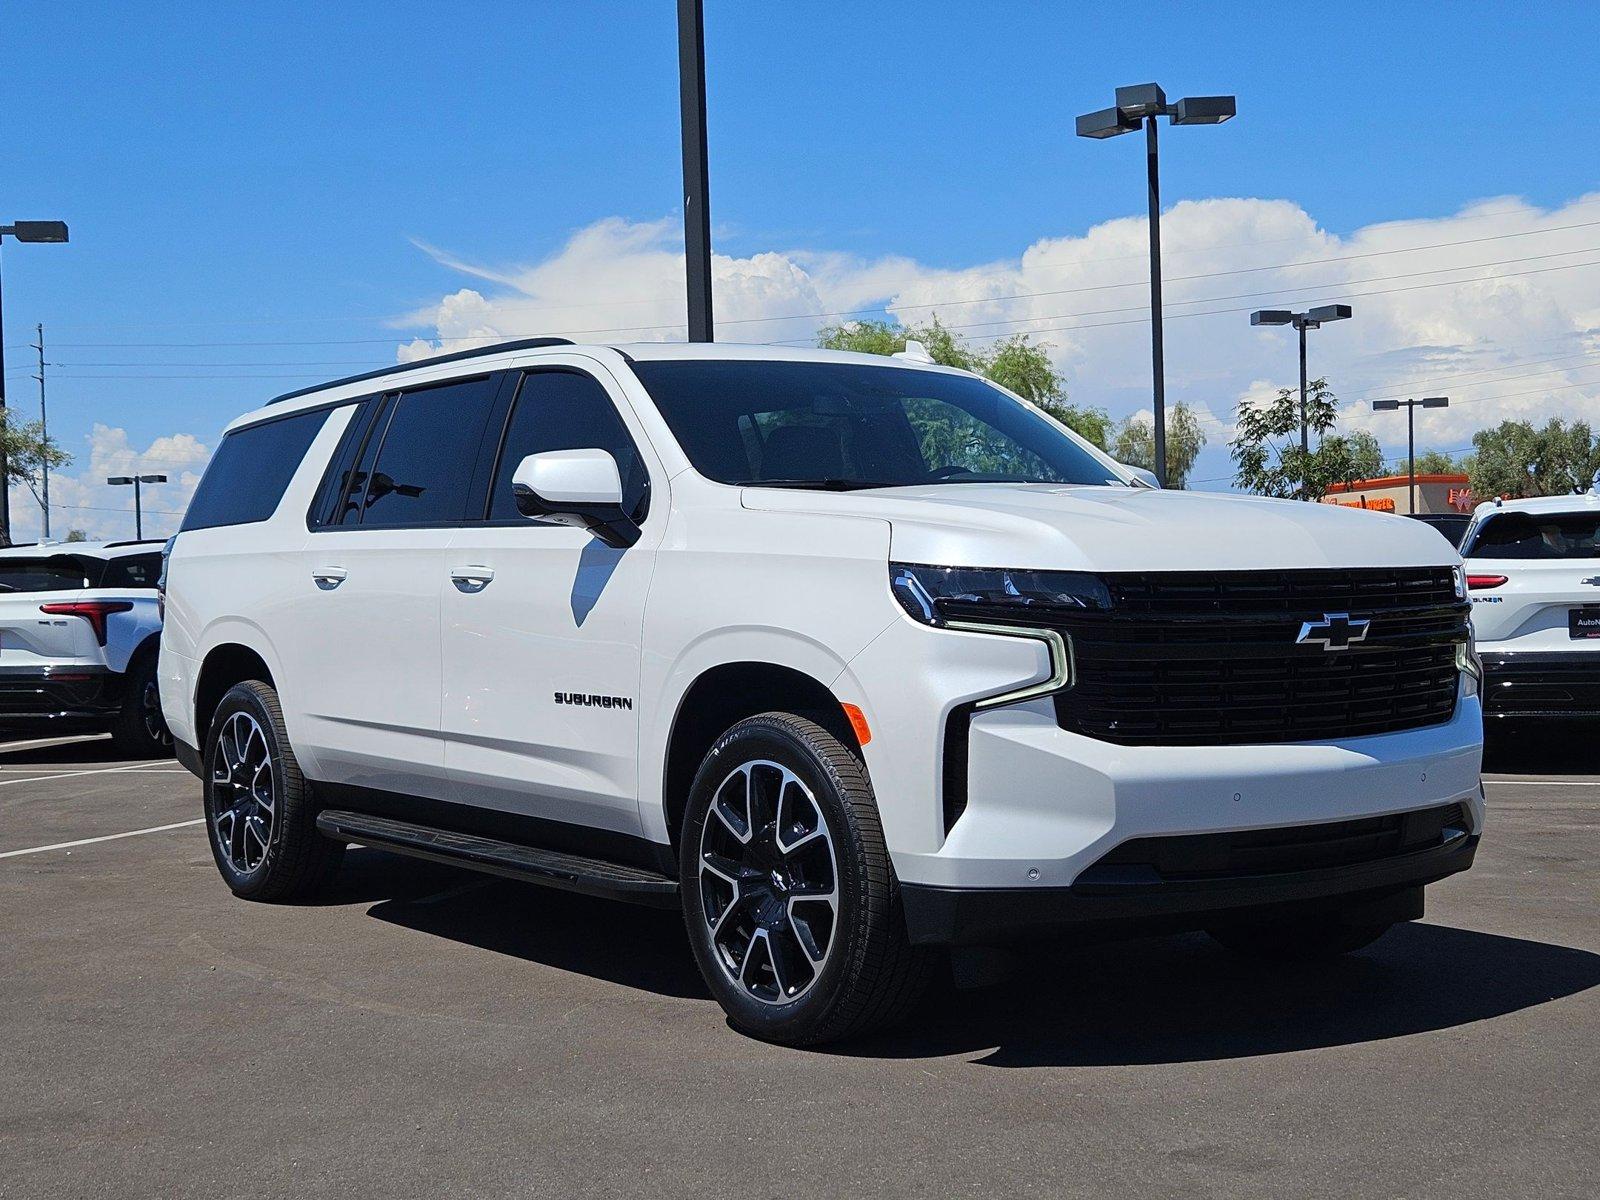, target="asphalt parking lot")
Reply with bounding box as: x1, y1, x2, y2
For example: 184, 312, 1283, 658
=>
1, 733, 1595, 1199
